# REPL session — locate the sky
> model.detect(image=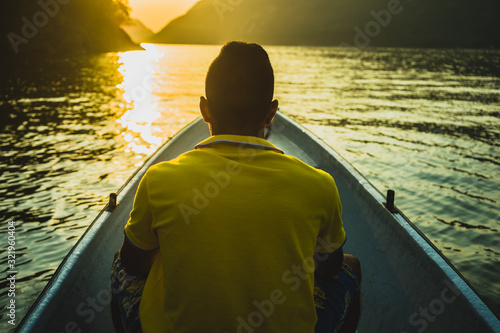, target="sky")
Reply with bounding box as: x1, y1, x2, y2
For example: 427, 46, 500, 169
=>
128, 0, 199, 32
